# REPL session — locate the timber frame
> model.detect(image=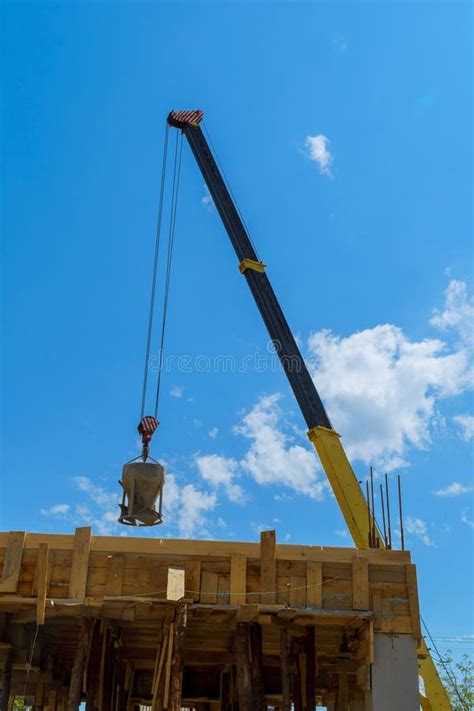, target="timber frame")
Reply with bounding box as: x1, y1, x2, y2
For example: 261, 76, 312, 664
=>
0, 527, 421, 710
